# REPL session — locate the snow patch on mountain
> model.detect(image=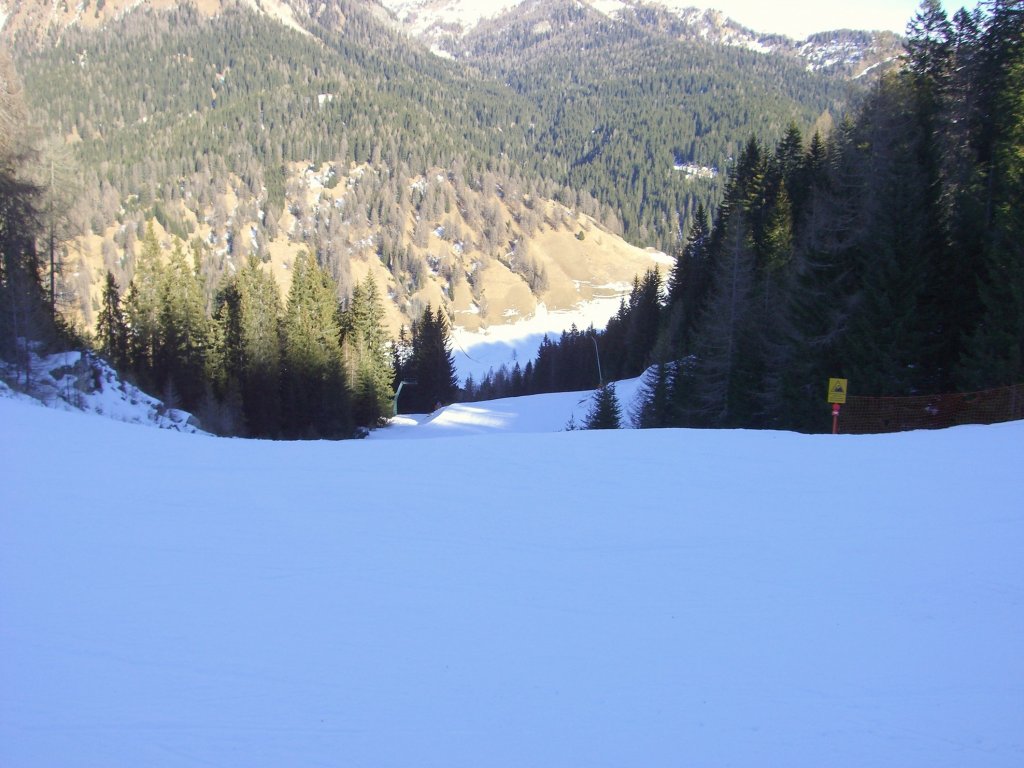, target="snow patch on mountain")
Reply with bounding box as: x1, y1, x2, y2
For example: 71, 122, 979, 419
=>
855, 55, 898, 79
384, 0, 525, 37
239, 0, 307, 36
799, 34, 886, 72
